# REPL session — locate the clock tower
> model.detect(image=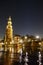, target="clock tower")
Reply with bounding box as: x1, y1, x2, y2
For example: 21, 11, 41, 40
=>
5, 17, 13, 44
